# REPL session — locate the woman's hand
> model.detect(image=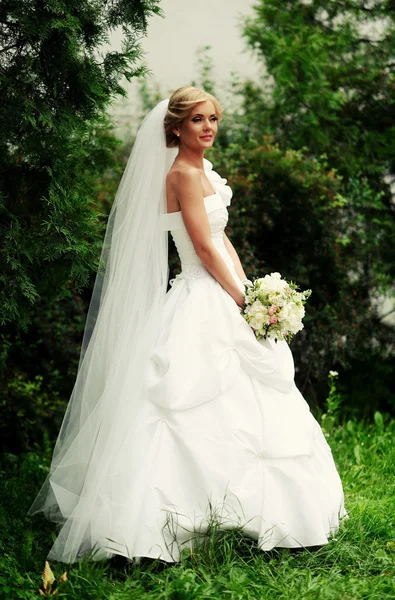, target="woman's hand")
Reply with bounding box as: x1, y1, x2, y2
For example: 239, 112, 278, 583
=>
233, 290, 246, 310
